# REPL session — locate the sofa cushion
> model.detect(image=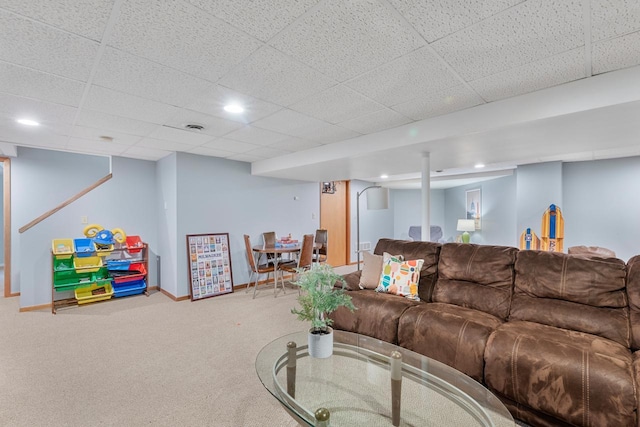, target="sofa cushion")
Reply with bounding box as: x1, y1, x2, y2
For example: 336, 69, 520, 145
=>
329, 289, 420, 344
512, 250, 629, 347
376, 256, 423, 301
373, 239, 440, 302
397, 303, 502, 382
627, 255, 640, 351
433, 243, 518, 320
485, 321, 635, 427
359, 251, 402, 290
